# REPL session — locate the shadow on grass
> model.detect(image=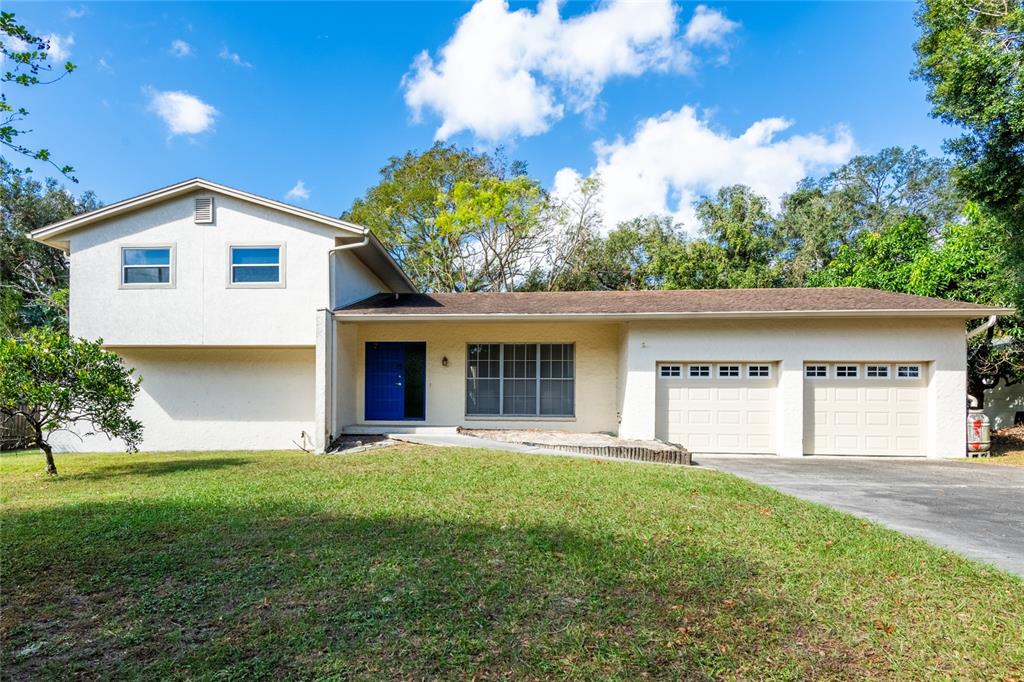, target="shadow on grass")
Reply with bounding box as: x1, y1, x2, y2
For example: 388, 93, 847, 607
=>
66, 457, 254, 481
1, 497, 859, 680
